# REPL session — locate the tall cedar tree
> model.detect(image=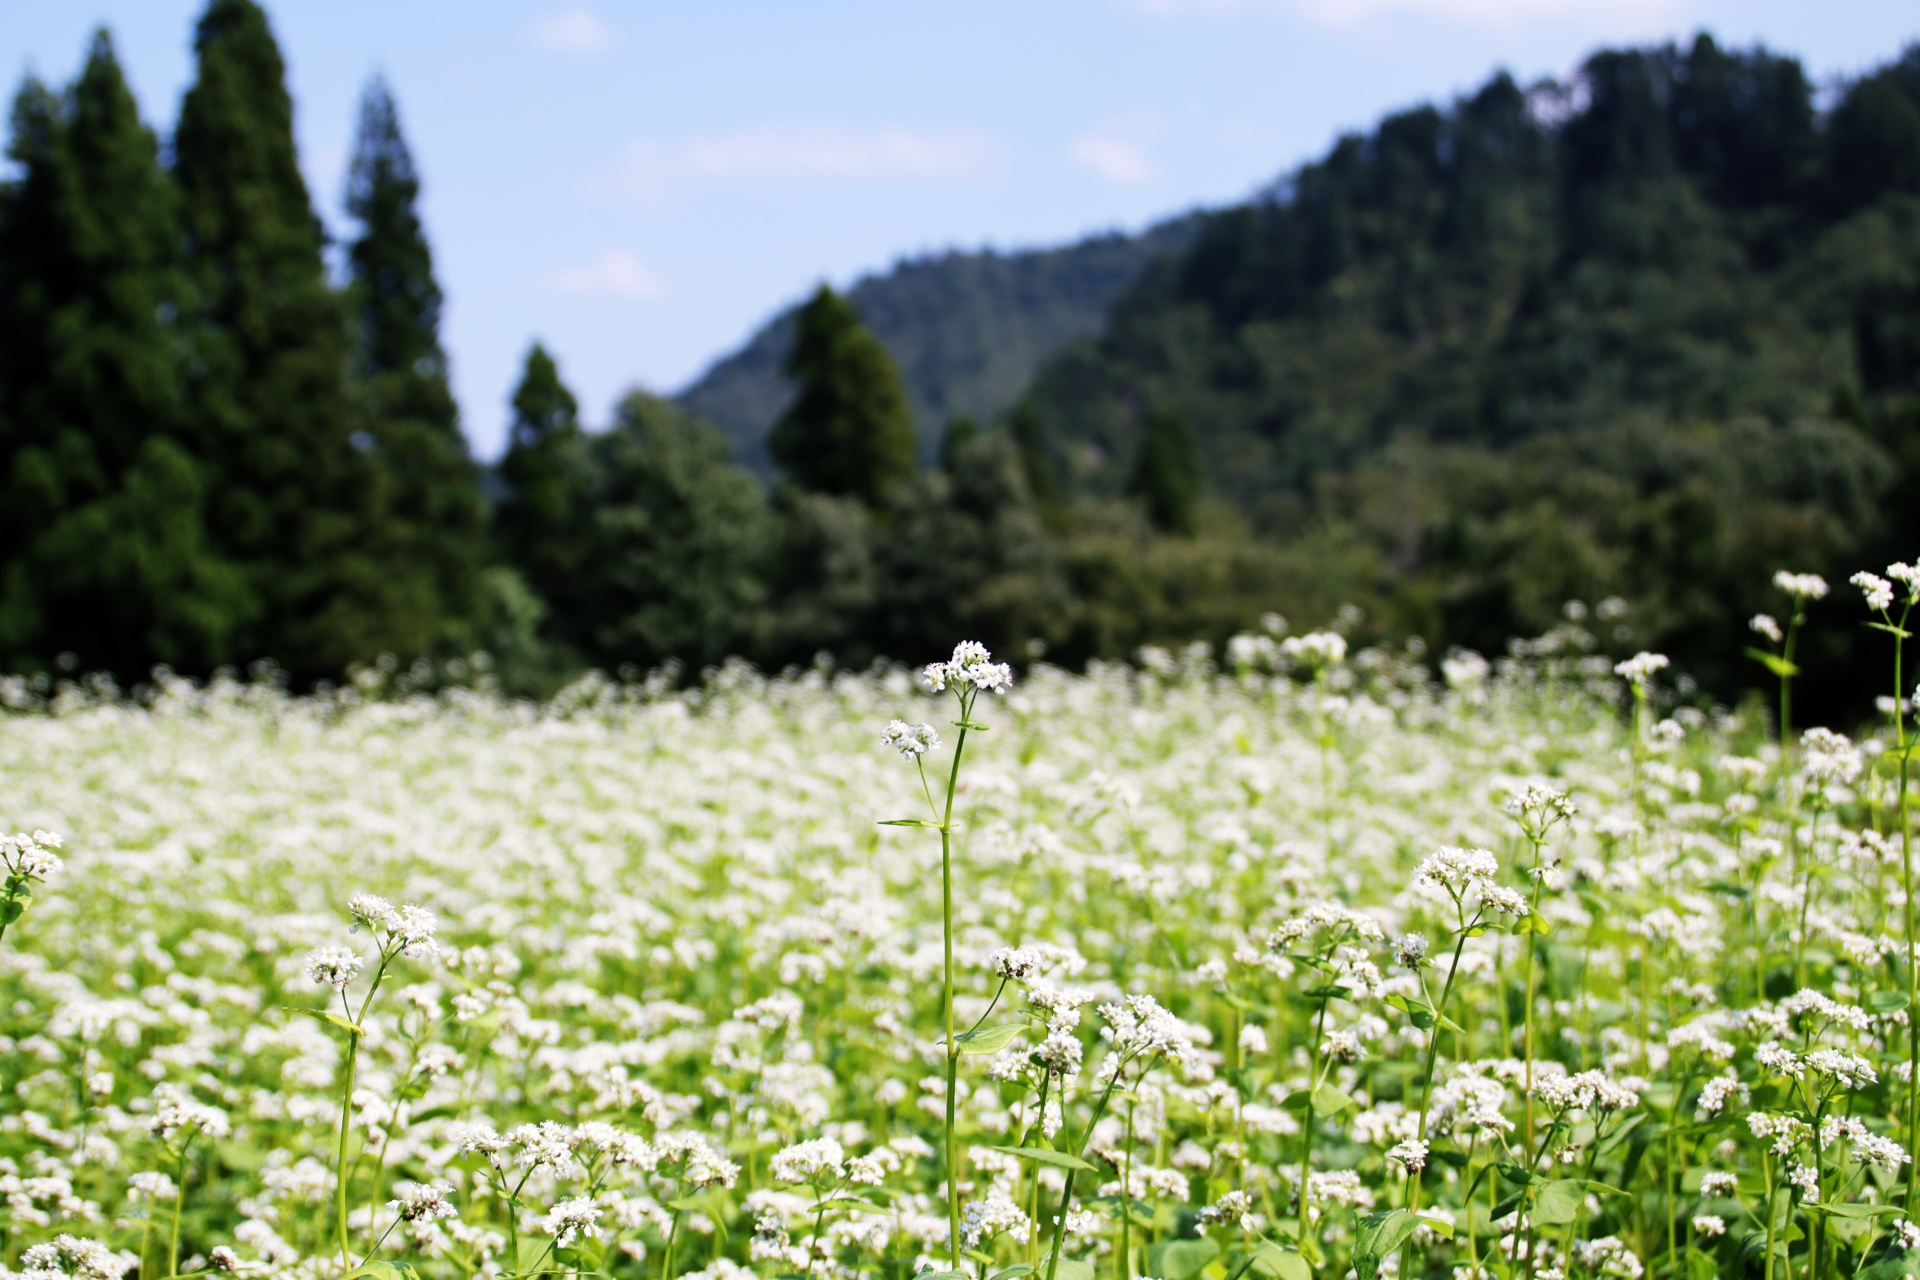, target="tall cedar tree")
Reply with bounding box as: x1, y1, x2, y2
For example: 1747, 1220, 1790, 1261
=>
0, 33, 248, 676
768, 285, 916, 505
1127, 408, 1201, 535
496, 343, 596, 647
344, 75, 485, 652
174, 0, 393, 677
